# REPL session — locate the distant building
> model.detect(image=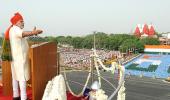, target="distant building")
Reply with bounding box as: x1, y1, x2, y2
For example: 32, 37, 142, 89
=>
134, 24, 157, 38
159, 32, 170, 45
161, 32, 170, 39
